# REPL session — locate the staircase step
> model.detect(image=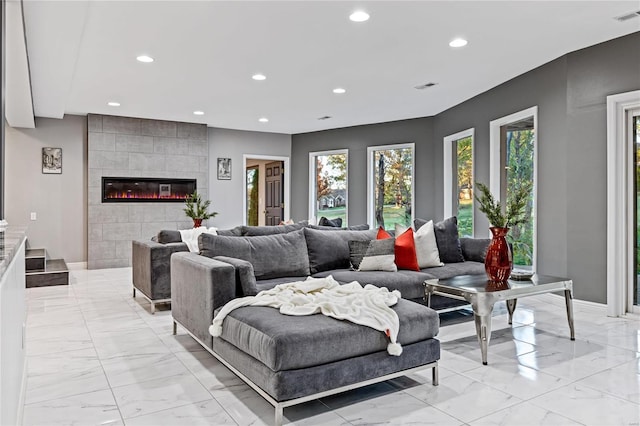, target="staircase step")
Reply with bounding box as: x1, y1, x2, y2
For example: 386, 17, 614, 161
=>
26, 259, 69, 288
25, 248, 46, 259
25, 248, 47, 272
